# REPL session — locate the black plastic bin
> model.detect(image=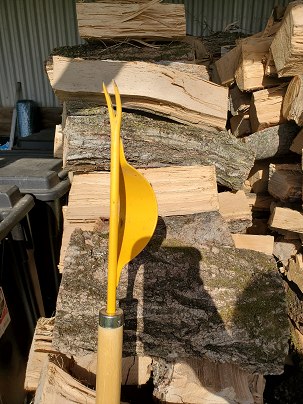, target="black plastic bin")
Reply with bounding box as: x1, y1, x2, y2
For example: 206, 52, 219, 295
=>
0, 155, 70, 317
0, 185, 42, 403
